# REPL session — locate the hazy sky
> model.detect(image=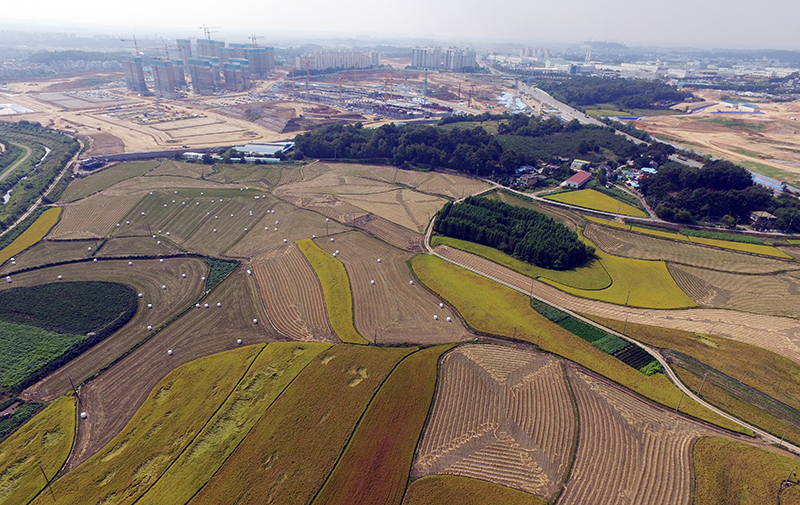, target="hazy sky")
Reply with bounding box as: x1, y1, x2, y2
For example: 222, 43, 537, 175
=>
5, 0, 800, 49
